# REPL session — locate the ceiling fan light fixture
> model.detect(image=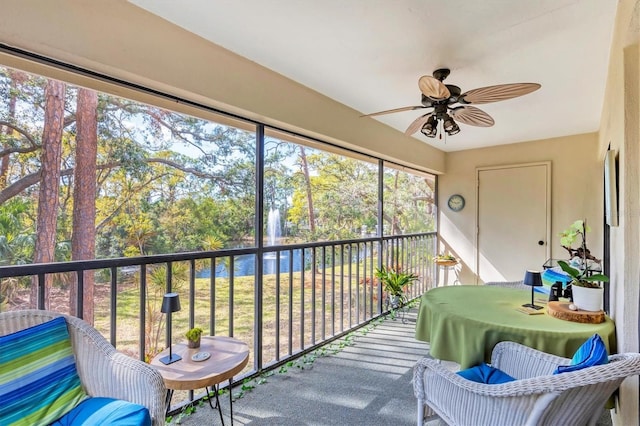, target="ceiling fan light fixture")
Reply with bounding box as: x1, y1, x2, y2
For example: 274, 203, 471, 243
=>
446, 122, 461, 136
443, 114, 461, 136
442, 114, 455, 131
420, 116, 438, 138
